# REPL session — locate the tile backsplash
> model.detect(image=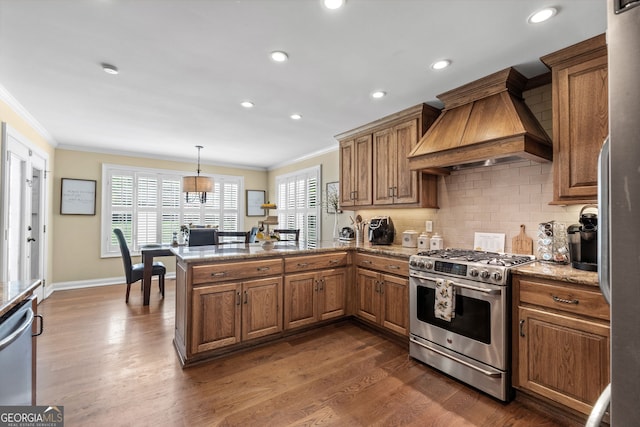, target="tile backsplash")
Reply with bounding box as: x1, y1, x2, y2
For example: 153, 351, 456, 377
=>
351, 83, 588, 255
